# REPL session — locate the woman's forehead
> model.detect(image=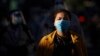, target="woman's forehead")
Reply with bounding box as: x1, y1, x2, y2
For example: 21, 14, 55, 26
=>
55, 12, 70, 20
56, 12, 64, 17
